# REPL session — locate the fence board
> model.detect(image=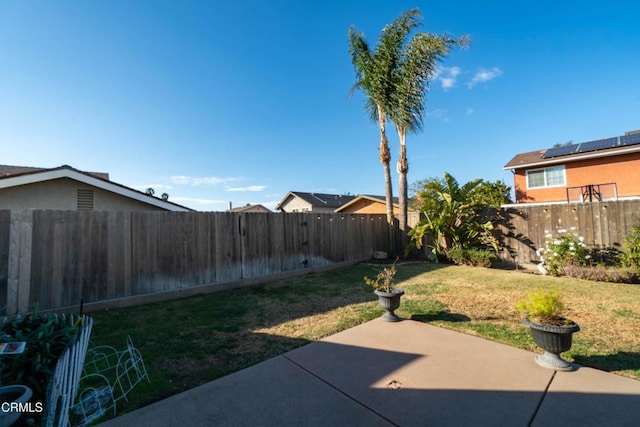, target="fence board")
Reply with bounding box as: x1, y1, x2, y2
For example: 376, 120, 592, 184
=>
498, 200, 640, 266
0, 211, 10, 313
